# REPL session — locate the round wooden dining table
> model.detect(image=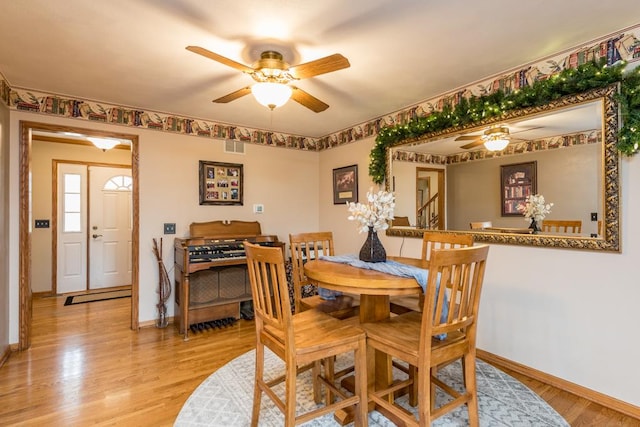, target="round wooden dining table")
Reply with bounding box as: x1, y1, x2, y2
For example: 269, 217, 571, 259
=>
303, 256, 425, 322
303, 256, 426, 424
